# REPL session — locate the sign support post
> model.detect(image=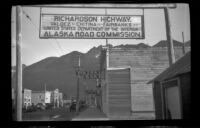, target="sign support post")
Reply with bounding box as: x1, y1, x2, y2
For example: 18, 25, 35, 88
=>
164, 7, 175, 66
182, 32, 186, 54
76, 54, 80, 114
16, 5, 22, 121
